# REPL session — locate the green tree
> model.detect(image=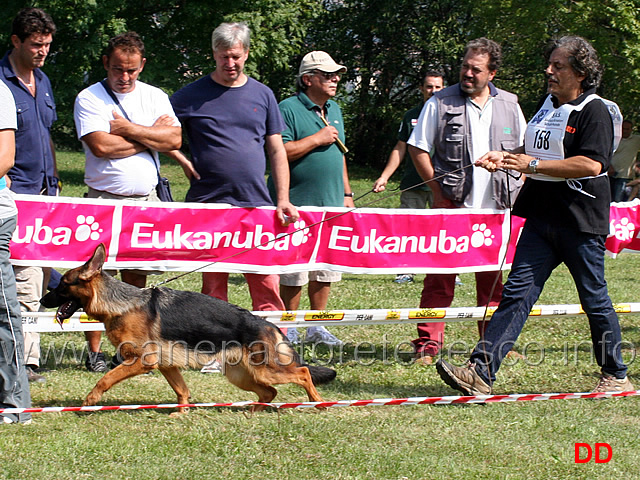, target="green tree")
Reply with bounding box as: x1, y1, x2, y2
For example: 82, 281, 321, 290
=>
309, 0, 474, 168
468, 0, 640, 121
2, 0, 319, 148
